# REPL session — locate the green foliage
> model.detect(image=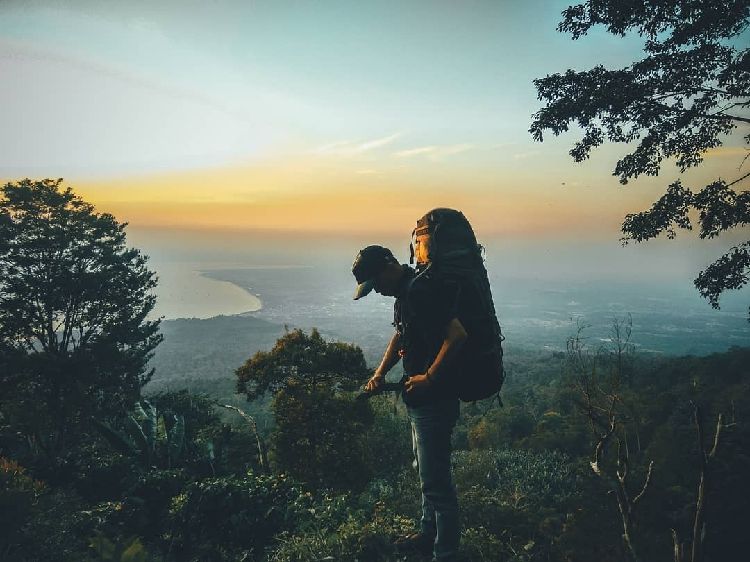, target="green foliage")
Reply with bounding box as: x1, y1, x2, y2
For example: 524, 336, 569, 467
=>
453, 448, 622, 561
237, 328, 374, 492
147, 391, 220, 442
167, 472, 309, 562
271, 447, 581, 562
0, 178, 162, 460
530, 1, 750, 316
269, 479, 421, 562
0, 457, 45, 554
89, 533, 157, 562
2, 480, 97, 562
531, 1, 749, 182
145, 315, 285, 406
467, 406, 535, 449
361, 396, 413, 479
454, 447, 580, 559
55, 441, 139, 502
455, 448, 579, 511
270, 508, 414, 562
1, 339, 747, 562
236, 327, 369, 399
144, 391, 259, 476
94, 400, 187, 471
271, 380, 375, 492
459, 526, 507, 562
